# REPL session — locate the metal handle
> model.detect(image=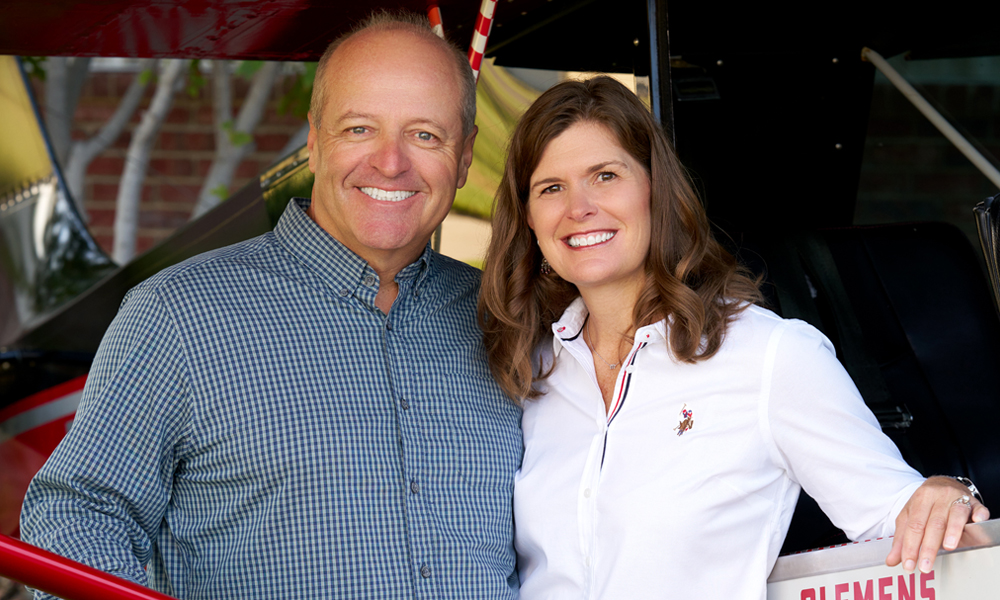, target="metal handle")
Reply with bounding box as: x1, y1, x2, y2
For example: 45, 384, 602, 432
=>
0, 533, 177, 600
